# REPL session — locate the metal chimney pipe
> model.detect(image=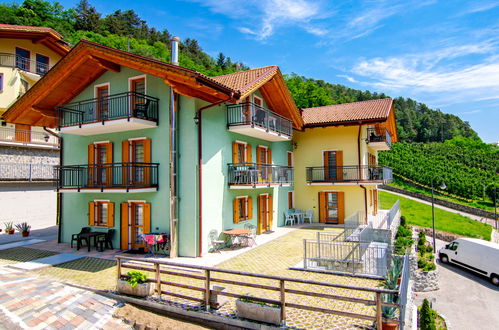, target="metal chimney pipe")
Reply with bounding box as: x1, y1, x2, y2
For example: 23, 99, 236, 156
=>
171, 36, 180, 65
